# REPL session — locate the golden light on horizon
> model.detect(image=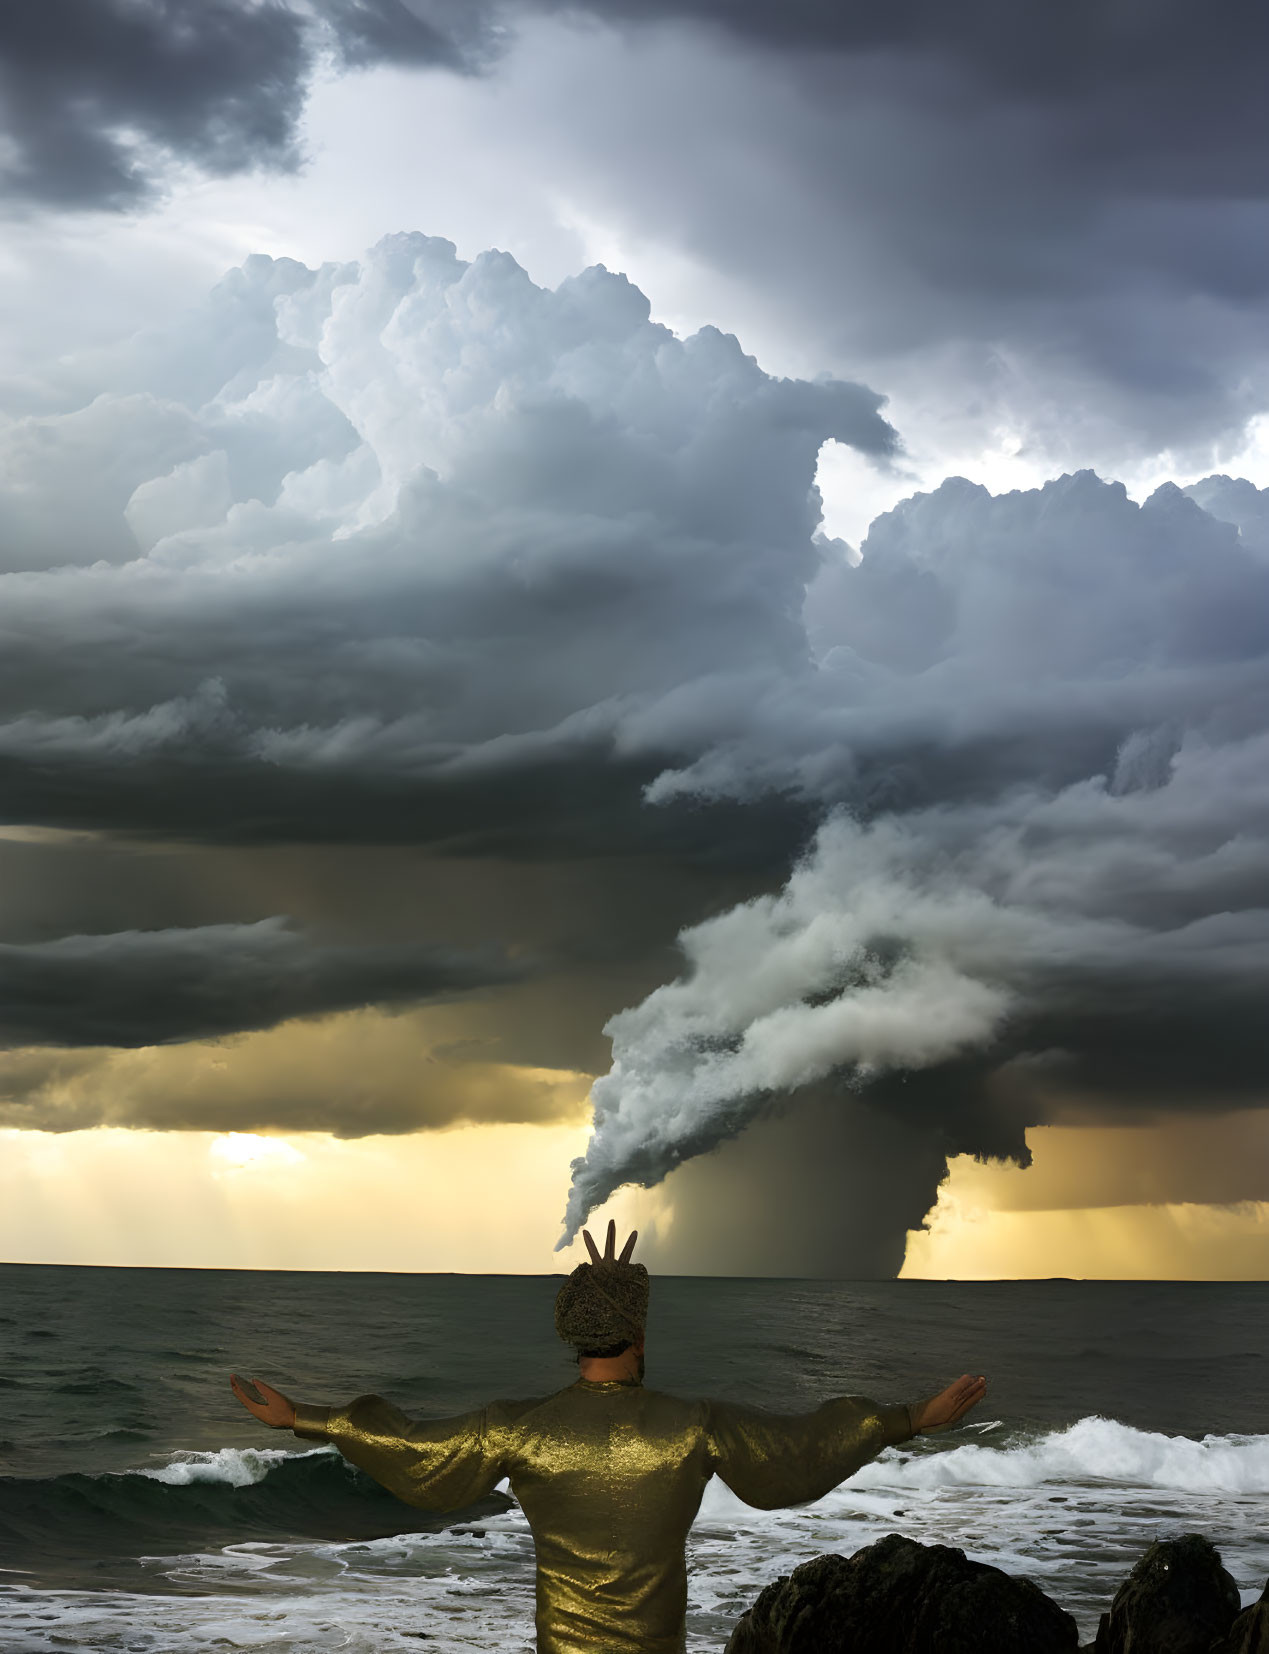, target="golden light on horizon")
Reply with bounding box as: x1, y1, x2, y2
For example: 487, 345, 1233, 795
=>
0, 1116, 651, 1274
902, 1110, 1269, 1280
3, 1107, 1268, 1280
